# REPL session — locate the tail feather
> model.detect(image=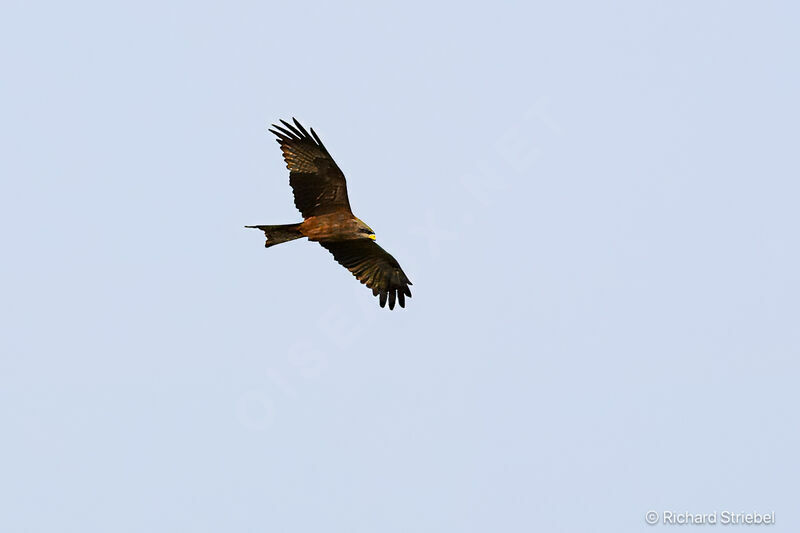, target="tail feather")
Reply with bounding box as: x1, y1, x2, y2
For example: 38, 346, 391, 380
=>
246, 223, 303, 248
